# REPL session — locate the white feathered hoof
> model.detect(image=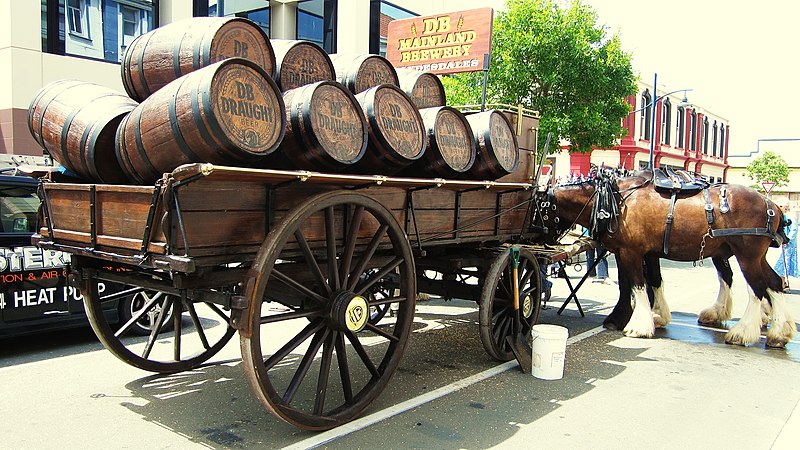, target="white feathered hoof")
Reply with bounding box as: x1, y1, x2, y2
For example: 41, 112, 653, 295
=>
766, 321, 796, 348
652, 313, 669, 329
623, 322, 654, 338
698, 307, 724, 325
724, 323, 761, 346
